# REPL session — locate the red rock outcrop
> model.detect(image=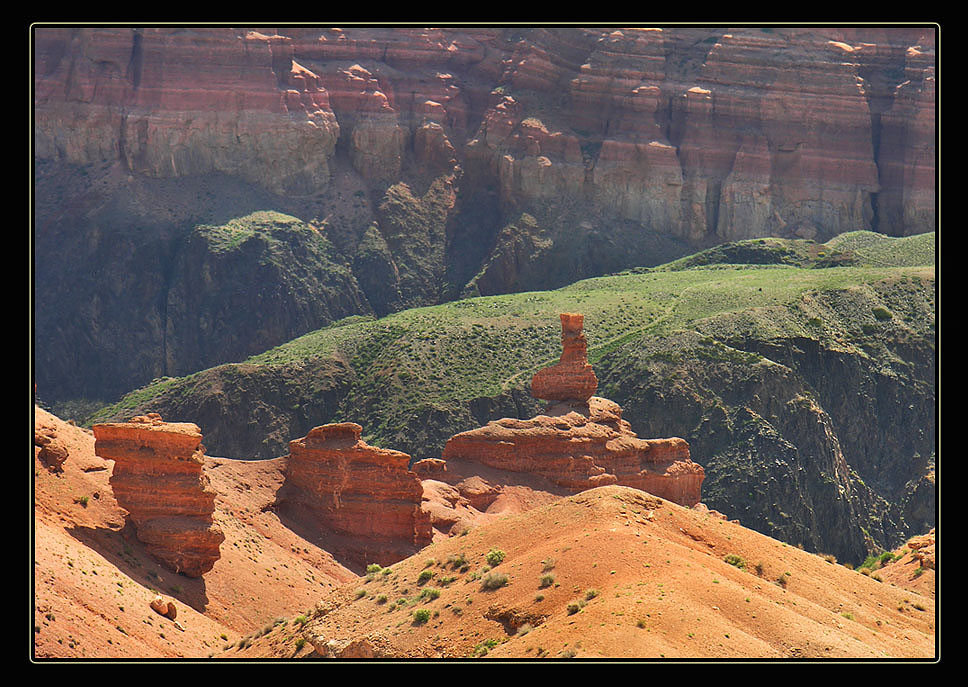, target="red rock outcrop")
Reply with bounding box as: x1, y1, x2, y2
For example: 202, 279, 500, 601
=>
276, 423, 432, 566
442, 396, 704, 506
907, 528, 935, 570
35, 426, 69, 472
92, 413, 224, 577
530, 313, 599, 402
442, 314, 704, 507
